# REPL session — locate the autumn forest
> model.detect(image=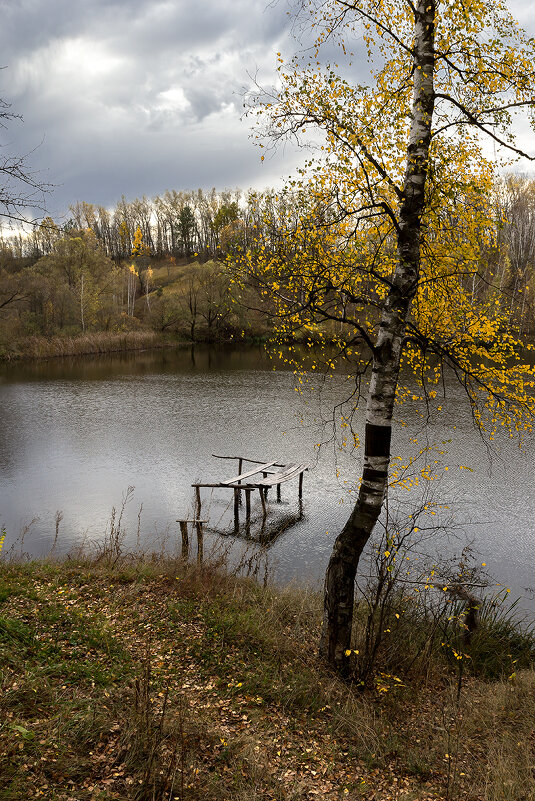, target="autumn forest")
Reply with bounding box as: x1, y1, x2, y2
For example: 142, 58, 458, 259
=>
1, 175, 535, 358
